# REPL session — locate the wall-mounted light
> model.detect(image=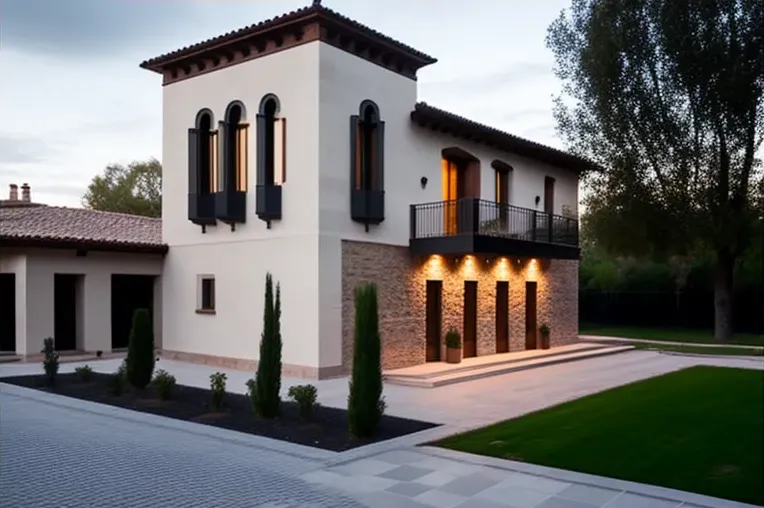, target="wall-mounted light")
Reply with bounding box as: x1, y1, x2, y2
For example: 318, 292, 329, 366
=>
420, 176, 428, 189
534, 195, 541, 206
